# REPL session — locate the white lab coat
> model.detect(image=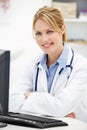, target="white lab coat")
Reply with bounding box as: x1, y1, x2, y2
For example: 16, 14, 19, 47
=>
9, 44, 87, 123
